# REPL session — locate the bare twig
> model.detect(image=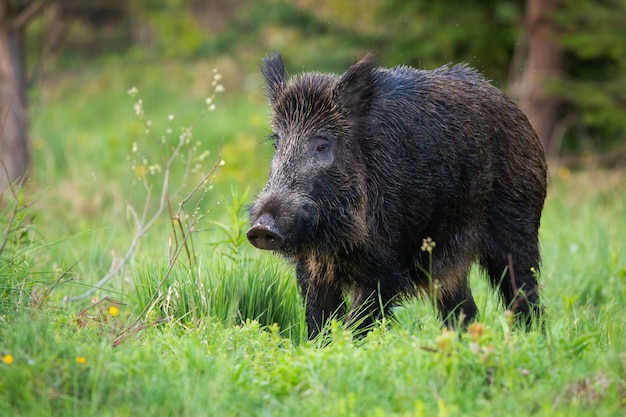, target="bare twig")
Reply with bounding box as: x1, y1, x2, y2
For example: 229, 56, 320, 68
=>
9, 0, 52, 30
507, 254, 540, 314
111, 316, 171, 348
